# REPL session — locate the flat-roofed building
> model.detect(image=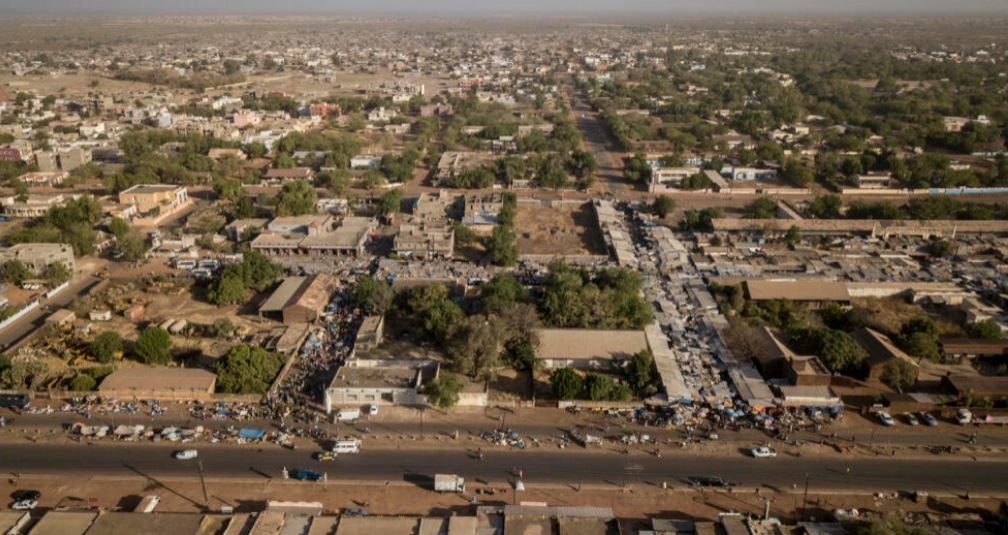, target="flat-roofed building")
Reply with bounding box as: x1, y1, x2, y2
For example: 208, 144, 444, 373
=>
18, 171, 66, 187
1, 192, 78, 218
98, 368, 217, 400
251, 216, 373, 257
23, 511, 97, 535
413, 189, 459, 221
650, 166, 700, 191
853, 173, 892, 189
394, 222, 454, 260
259, 274, 338, 324
535, 328, 649, 370
744, 280, 850, 306
355, 315, 385, 351
325, 362, 436, 412
462, 192, 502, 231
118, 184, 191, 226
262, 167, 314, 184
0, 242, 75, 274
